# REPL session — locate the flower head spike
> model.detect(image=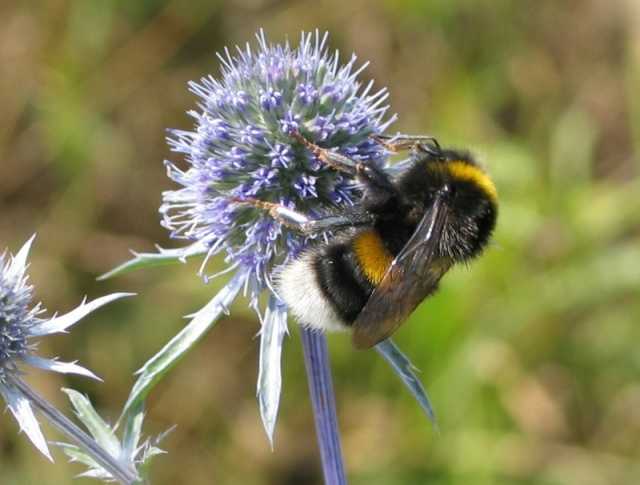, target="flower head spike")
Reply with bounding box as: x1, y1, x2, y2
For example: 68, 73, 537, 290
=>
0, 236, 133, 460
